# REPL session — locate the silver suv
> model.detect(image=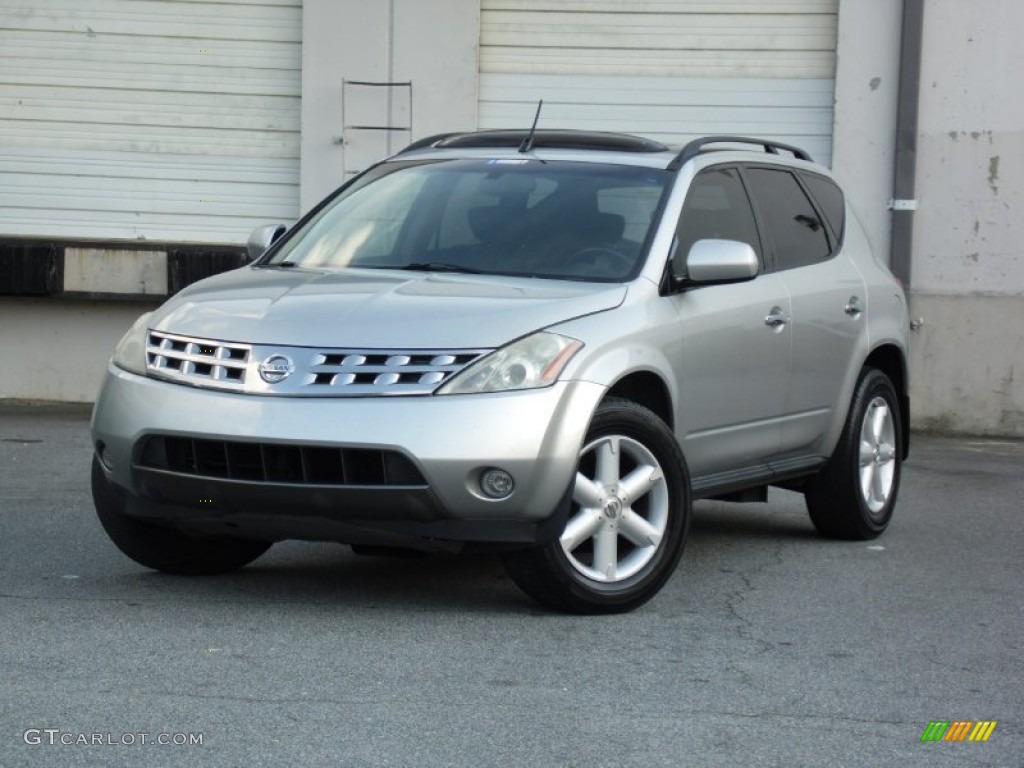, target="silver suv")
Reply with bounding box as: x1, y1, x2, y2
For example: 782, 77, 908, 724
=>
91, 131, 910, 614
